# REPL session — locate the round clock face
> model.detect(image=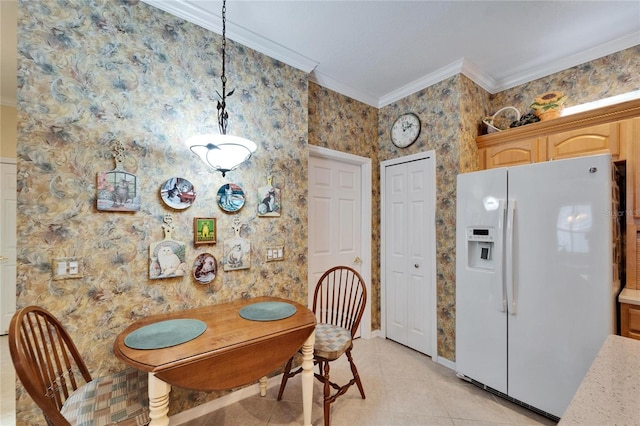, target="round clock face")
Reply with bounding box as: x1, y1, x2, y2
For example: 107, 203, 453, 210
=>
391, 113, 421, 148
